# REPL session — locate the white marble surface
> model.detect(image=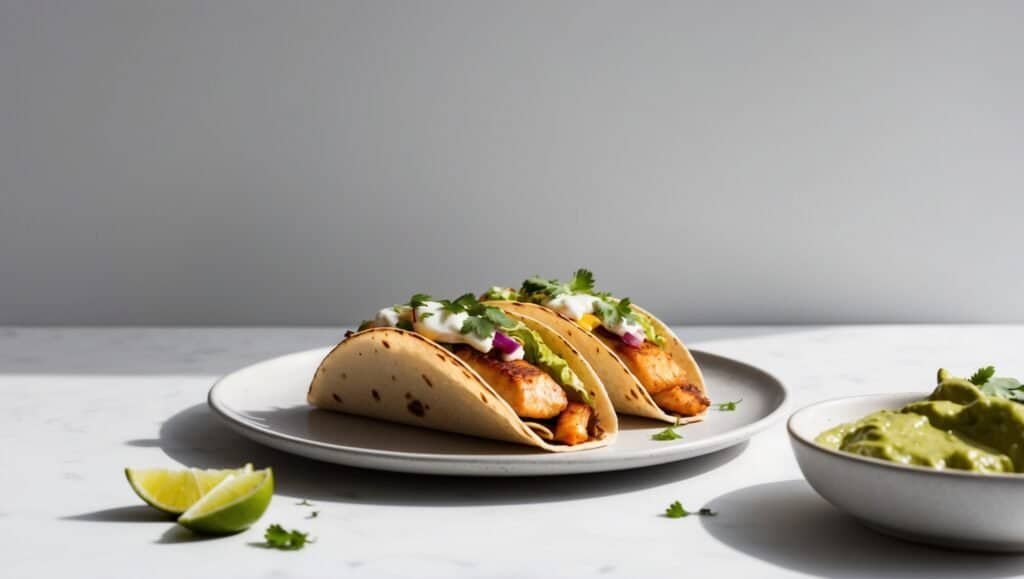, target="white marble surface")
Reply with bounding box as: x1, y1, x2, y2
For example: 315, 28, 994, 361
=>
4, 325, 1024, 578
